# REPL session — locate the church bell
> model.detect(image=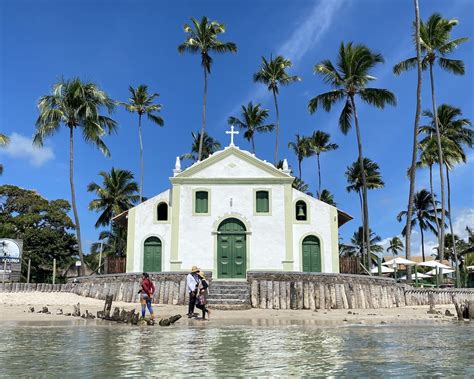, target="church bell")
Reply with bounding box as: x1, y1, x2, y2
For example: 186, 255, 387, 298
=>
297, 205, 305, 218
